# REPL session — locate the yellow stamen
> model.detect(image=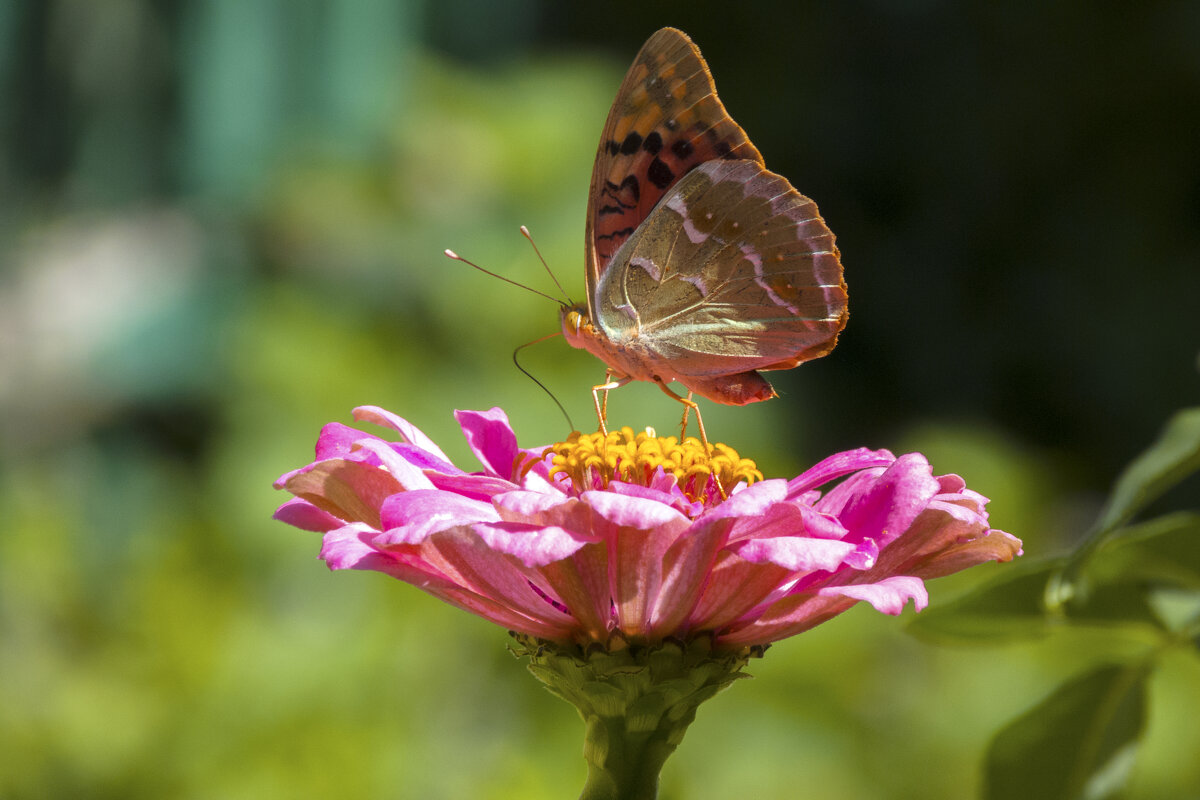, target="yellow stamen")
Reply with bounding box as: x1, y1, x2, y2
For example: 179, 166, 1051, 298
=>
548, 428, 762, 504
